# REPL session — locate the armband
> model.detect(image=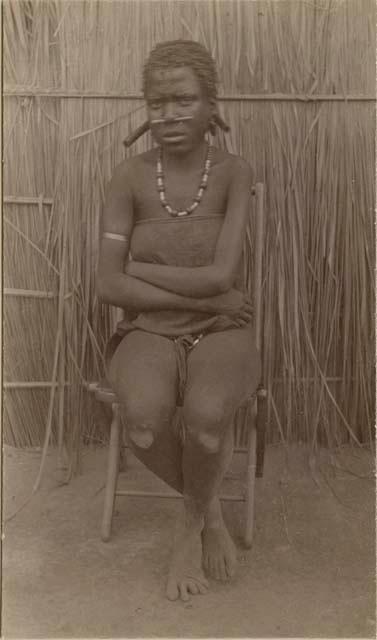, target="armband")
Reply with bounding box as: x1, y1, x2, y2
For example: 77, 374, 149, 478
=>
103, 232, 129, 242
